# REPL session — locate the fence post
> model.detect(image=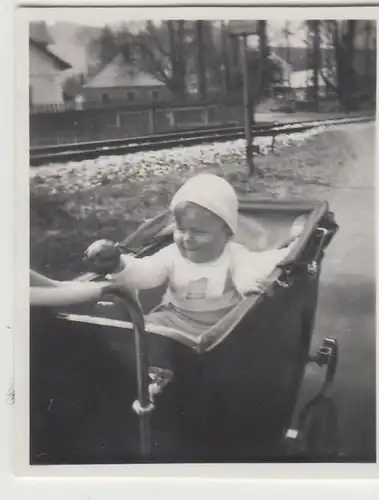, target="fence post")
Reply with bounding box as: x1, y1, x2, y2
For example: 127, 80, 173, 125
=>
215, 104, 225, 123
167, 110, 175, 129
220, 103, 227, 124
202, 107, 209, 125
147, 108, 155, 134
